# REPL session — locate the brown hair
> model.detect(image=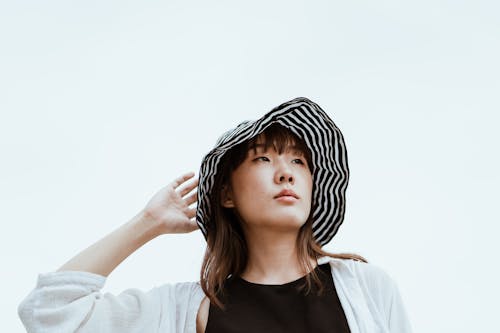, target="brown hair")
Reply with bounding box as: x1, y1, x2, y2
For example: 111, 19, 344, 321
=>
199, 124, 367, 310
